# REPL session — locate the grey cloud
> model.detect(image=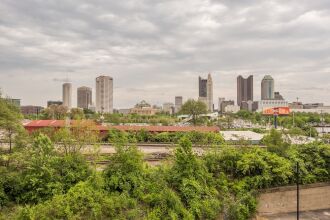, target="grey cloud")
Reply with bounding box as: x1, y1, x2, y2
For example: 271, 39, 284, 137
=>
0, 0, 329, 108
